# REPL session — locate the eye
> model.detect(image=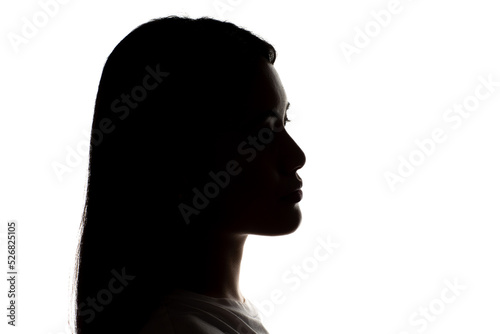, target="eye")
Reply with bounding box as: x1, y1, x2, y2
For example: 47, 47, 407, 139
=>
284, 114, 291, 125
